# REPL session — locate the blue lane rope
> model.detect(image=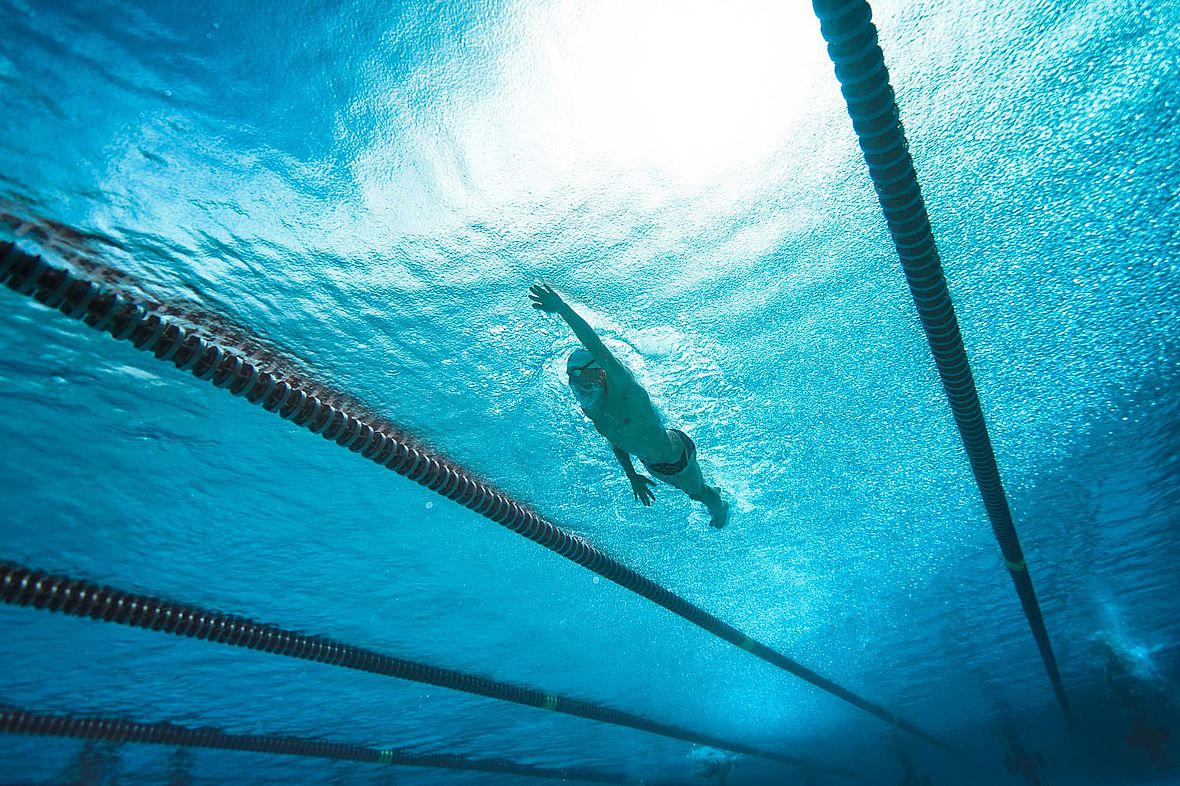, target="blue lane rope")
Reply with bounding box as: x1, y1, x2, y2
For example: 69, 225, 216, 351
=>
0, 238, 956, 753
810, 0, 1074, 729
0, 560, 857, 778
0, 706, 633, 784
